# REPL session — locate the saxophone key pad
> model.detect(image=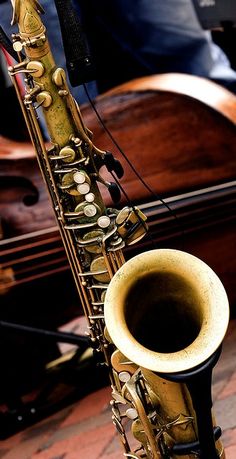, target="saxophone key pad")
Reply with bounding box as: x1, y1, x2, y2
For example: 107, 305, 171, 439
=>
26, 61, 45, 77
85, 192, 95, 202
61, 172, 79, 195
74, 202, 101, 221
73, 171, 91, 195
36, 91, 53, 108
13, 40, 23, 52
52, 68, 66, 87
73, 170, 90, 184
90, 256, 110, 283
82, 230, 104, 254
77, 183, 90, 194
59, 146, 76, 163
119, 371, 131, 383
126, 408, 138, 420
97, 215, 111, 228
84, 204, 97, 217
